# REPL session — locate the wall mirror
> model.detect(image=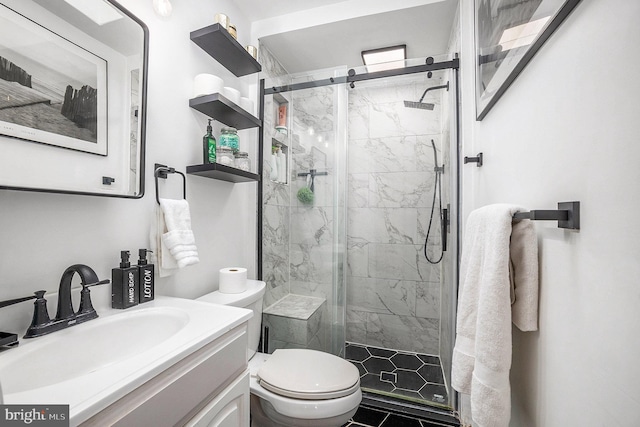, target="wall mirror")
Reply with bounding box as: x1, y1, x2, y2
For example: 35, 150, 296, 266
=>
0, 0, 148, 197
